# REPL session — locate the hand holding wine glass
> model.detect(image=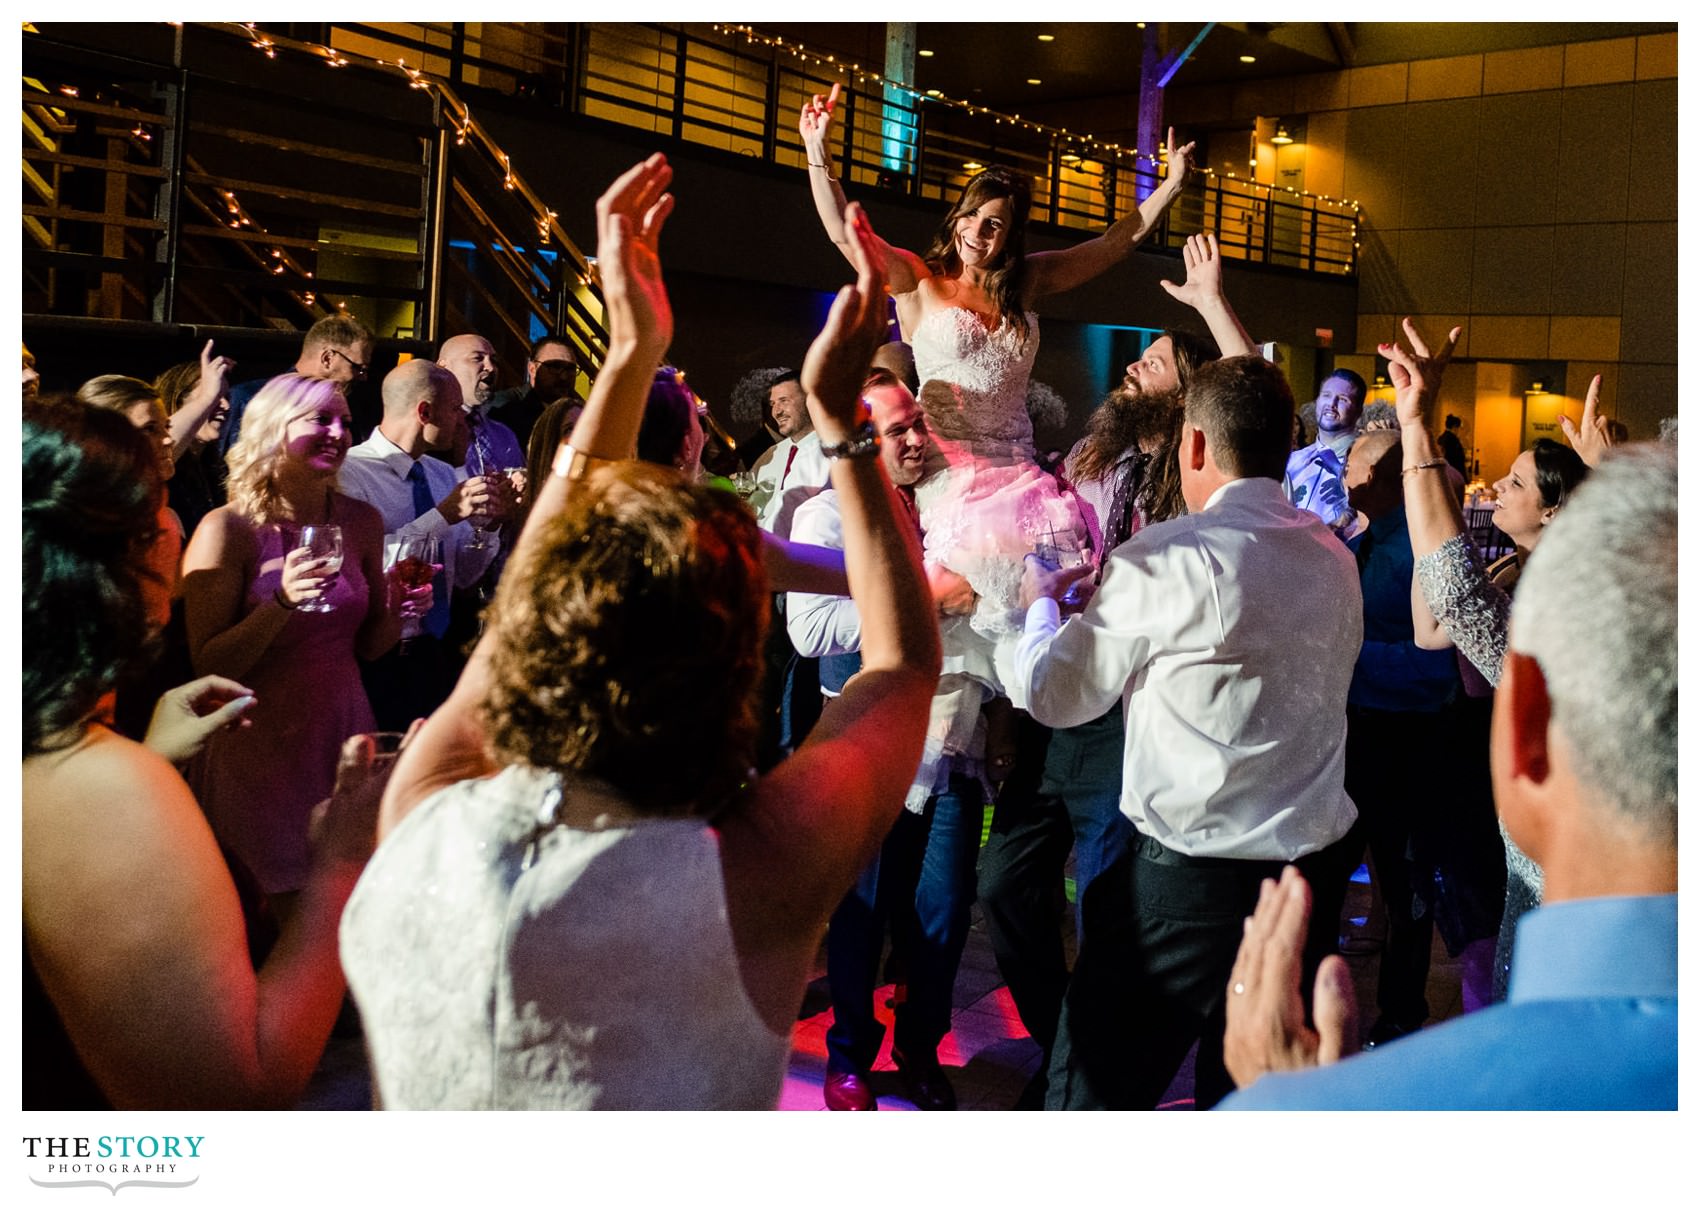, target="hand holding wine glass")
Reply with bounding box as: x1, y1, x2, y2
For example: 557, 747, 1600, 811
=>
291, 525, 344, 613
387, 534, 441, 642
